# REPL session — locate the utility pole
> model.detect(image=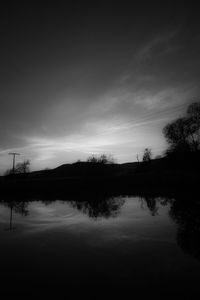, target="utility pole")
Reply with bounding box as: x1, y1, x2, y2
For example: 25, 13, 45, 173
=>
9, 153, 20, 173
